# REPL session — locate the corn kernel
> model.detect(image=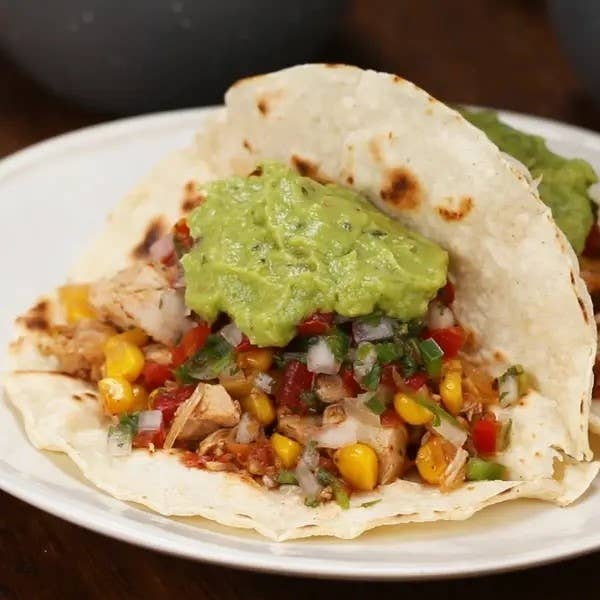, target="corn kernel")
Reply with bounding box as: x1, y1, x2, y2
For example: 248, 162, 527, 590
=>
416, 437, 449, 485
58, 284, 96, 324
237, 349, 274, 373
440, 369, 463, 415
104, 339, 145, 382
105, 327, 149, 350
220, 372, 255, 399
98, 376, 136, 415
271, 433, 302, 468
243, 389, 276, 425
393, 393, 433, 425
131, 384, 149, 411
334, 443, 379, 491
